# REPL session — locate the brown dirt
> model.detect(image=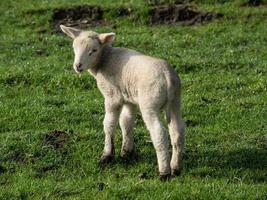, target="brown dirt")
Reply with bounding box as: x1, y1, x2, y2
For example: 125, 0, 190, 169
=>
50, 5, 106, 33
43, 130, 68, 149
45, 4, 221, 33
149, 4, 222, 25
32, 3, 226, 34
50, 5, 133, 33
